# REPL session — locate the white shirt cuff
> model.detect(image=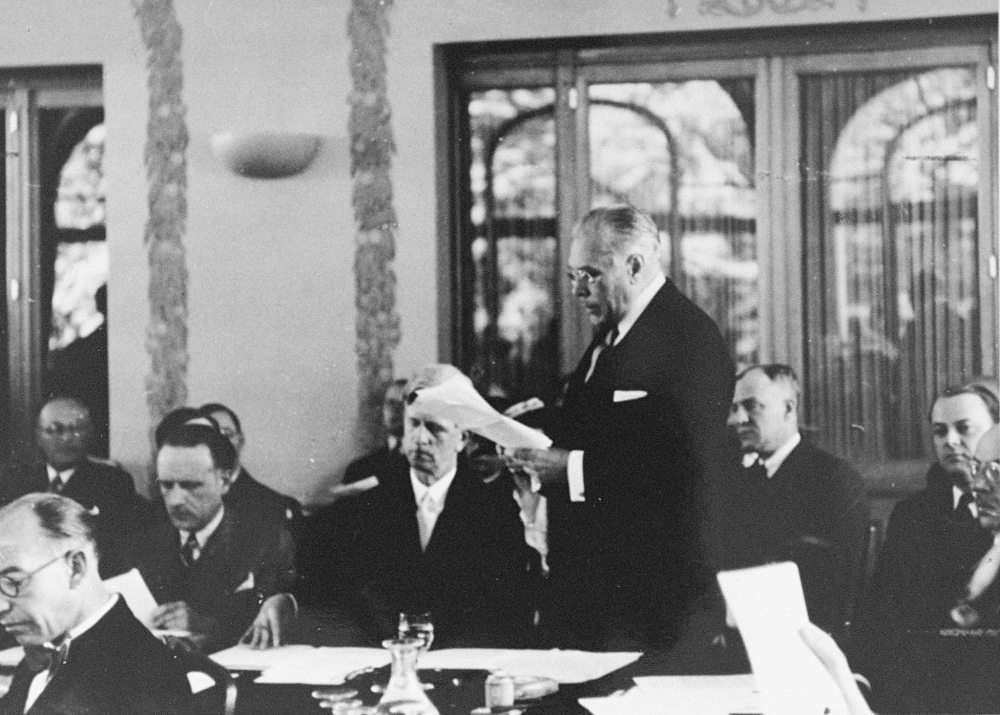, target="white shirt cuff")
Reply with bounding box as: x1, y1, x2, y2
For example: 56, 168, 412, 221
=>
567, 450, 586, 502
